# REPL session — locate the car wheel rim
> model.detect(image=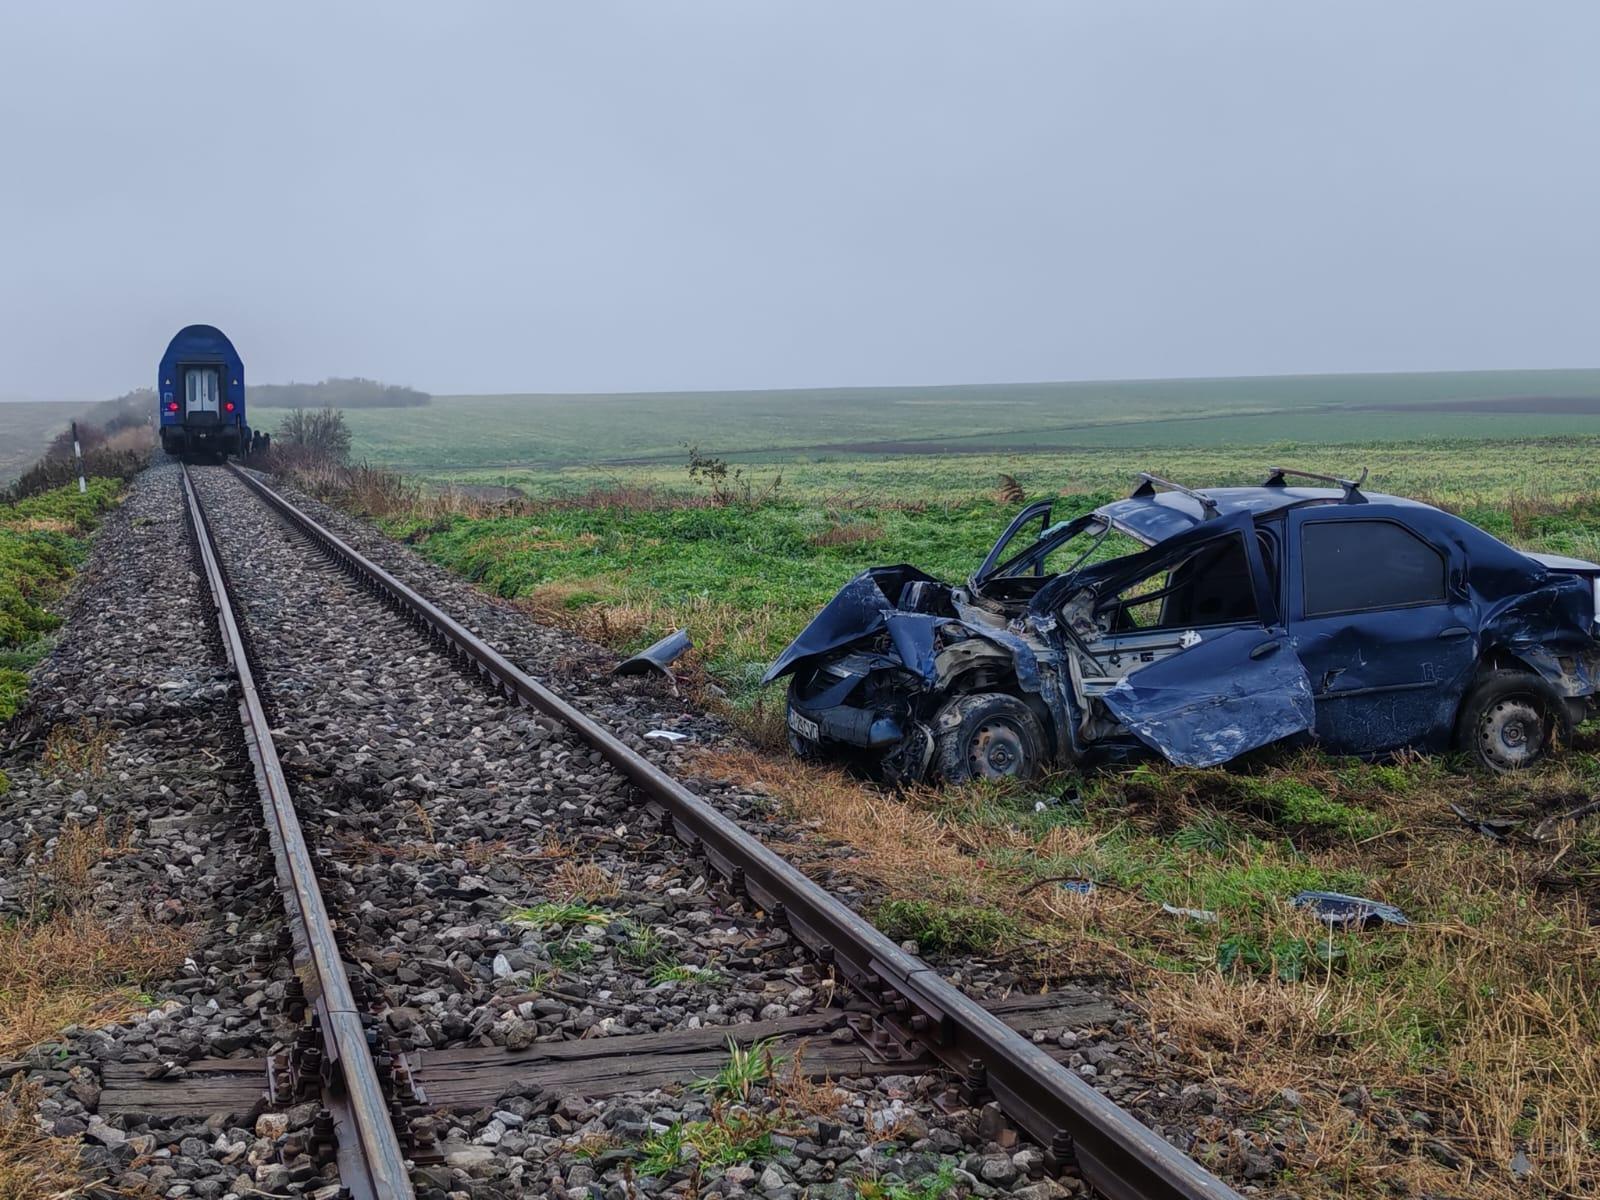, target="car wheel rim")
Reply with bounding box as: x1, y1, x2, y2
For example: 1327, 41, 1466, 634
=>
968, 720, 1028, 780
1479, 697, 1543, 769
